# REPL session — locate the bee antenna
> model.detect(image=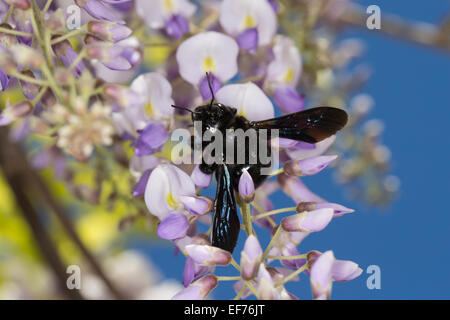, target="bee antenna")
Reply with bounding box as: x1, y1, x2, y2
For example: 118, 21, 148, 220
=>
171, 105, 194, 113
206, 72, 215, 108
